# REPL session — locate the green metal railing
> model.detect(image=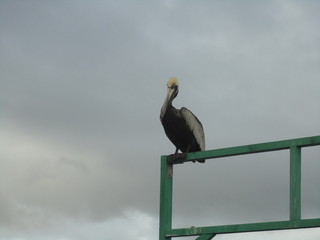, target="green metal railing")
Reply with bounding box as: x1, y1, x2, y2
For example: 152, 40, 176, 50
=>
159, 136, 320, 240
